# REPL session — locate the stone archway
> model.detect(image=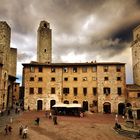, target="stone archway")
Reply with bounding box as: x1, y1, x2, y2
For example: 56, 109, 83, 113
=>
37, 100, 43, 111
103, 102, 111, 113
50, 100, 56, 109
73, 100, 78, 104
118, 103, 125, 115
83, 101, 88, 111
64, 100, 69, 104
